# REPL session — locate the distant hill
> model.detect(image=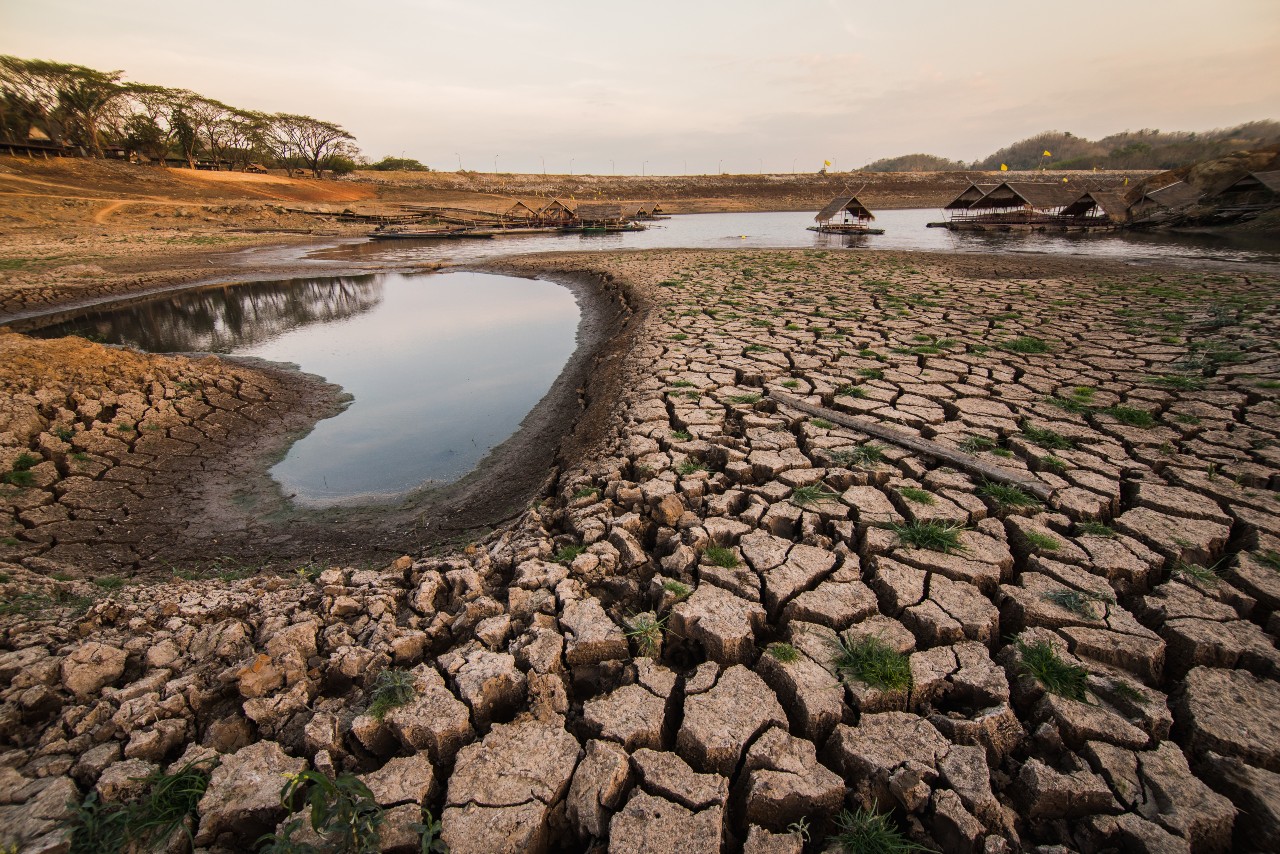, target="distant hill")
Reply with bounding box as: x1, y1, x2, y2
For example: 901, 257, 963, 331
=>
861, 121, 1280, 172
